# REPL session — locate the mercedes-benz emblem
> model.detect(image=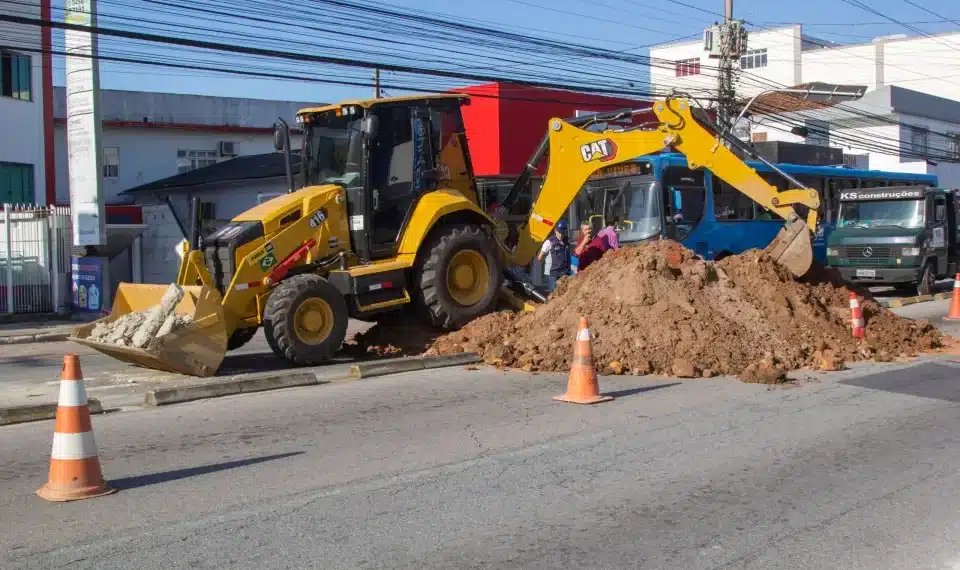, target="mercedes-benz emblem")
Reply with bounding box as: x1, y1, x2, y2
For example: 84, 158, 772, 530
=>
862, 247, 873, 257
